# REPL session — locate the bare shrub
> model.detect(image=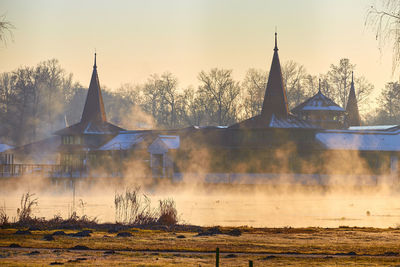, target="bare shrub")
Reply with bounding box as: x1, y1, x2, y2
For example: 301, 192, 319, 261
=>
114, 187, 157, 225
51, 211, 98, 229
158, 199, 178, 226
17, 193, 38, 223
0, 204, 9, 225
